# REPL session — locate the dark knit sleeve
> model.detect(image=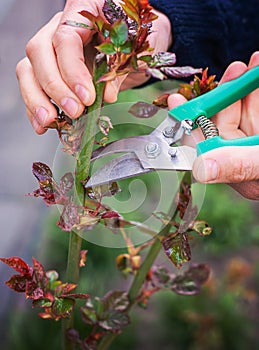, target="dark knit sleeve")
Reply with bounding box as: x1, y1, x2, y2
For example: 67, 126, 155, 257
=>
149, 0, 259, 79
